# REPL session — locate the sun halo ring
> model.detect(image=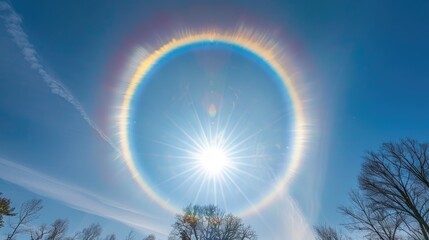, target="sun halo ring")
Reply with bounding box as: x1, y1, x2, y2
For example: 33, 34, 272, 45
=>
118, 28, 307, 217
